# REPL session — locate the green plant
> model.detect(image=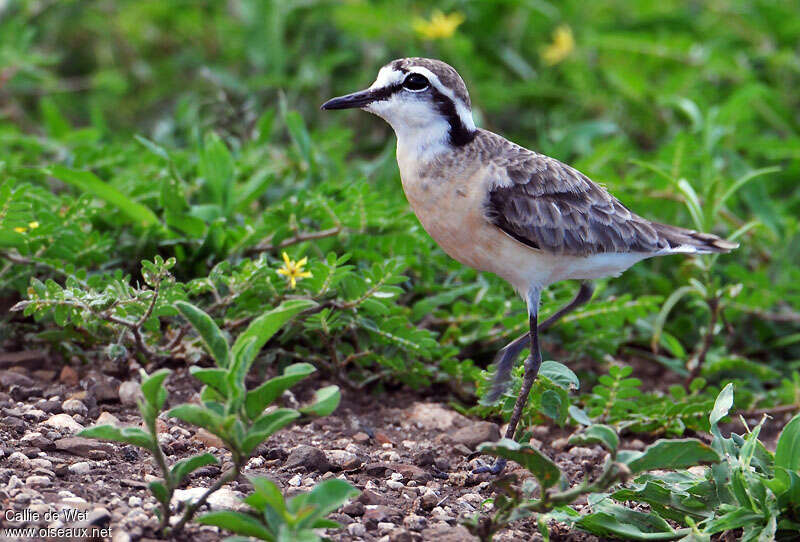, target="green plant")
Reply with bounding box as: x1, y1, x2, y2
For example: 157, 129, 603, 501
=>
467, 426, 720, 540
475, 384, 800, 541
78, 298, 342, 535
197, 476, 359, 542
585, 384, 800, 541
